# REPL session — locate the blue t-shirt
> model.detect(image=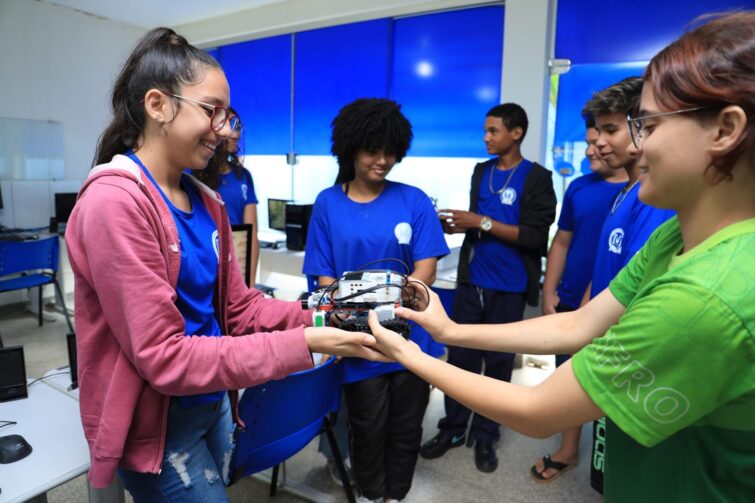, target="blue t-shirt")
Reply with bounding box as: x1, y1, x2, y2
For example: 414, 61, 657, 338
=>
469, 159, 533, 293
556, 173, 625, 309
130, 153, 224, 407
218, 163, 258, 225
590, 182, 674, 298
303, 181, 449, 384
